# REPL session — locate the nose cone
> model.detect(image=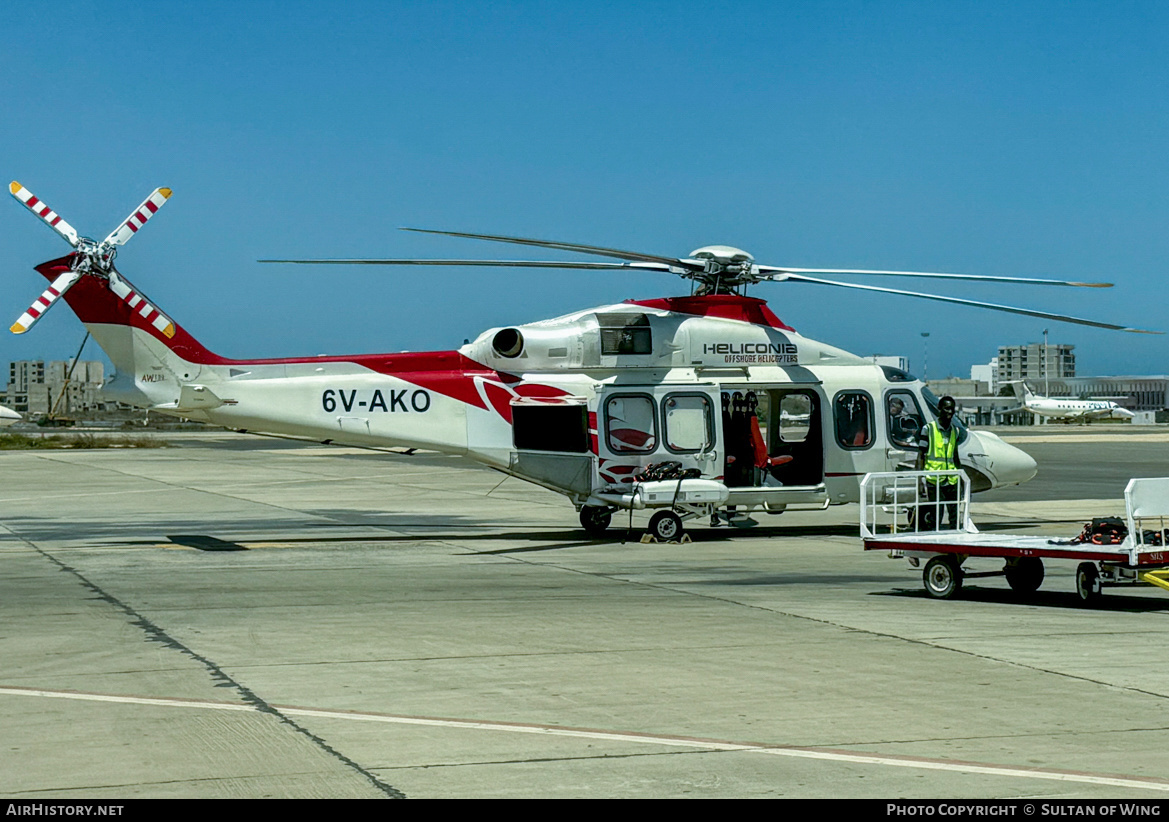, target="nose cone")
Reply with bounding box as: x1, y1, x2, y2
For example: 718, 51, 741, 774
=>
960, 430, 1037, 491
1113, 407, 1136, 420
